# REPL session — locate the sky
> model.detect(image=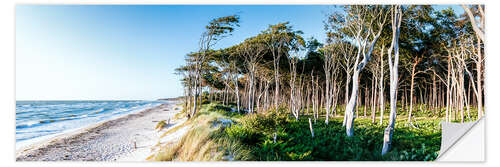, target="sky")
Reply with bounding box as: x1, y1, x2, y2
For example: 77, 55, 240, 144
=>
15, 5, 463, 100
16, 5, 332, 100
